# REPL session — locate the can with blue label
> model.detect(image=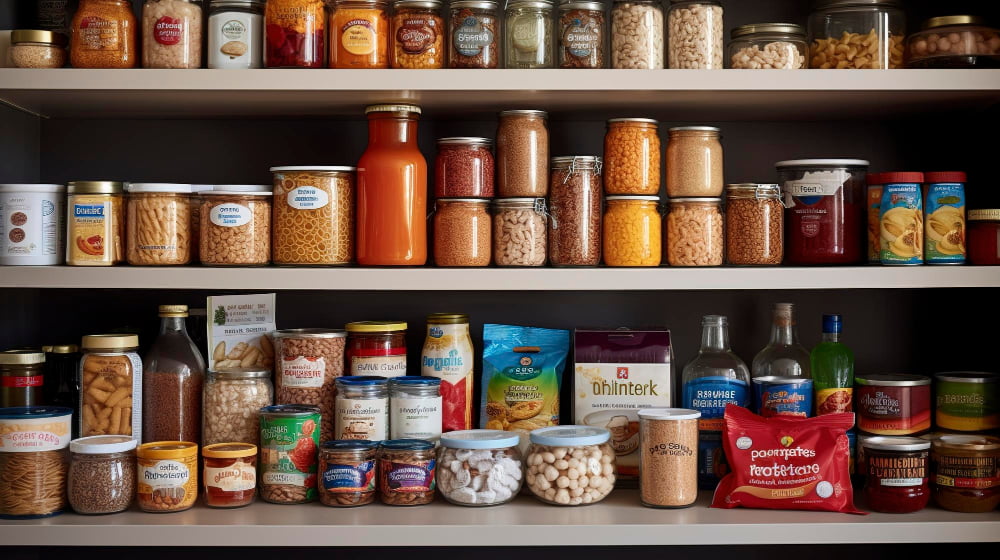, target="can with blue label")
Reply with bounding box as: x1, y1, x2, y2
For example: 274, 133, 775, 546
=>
924, 171, 966, 265
879, 172, 924, 265
753, 376, 813, 418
